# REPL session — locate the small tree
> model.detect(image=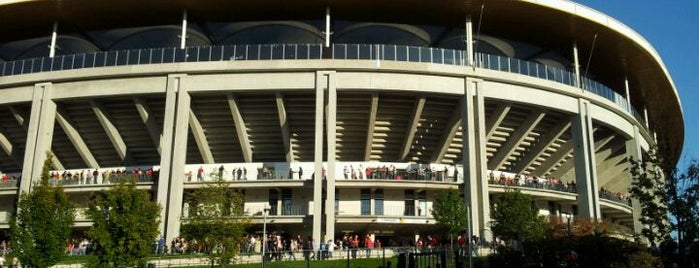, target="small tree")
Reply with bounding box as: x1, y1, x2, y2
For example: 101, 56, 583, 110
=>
629, 148, 671, 248
431, 188, 468, 249
85, 180, 161, 267
181, 176, 249, 267
10, 153, 75, 268
491, 189, 545, 243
